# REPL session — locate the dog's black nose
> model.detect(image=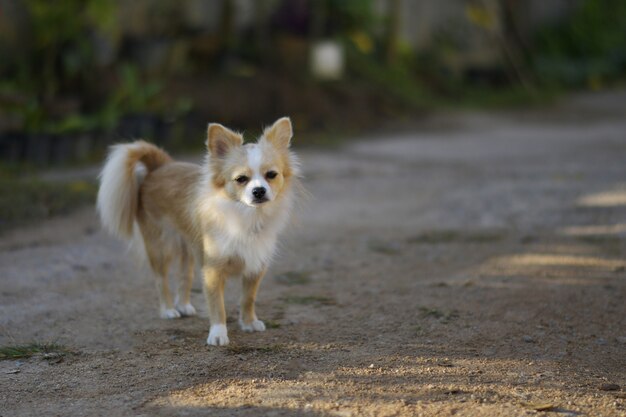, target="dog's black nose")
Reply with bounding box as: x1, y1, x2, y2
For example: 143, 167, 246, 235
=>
252, 187, 266, 199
